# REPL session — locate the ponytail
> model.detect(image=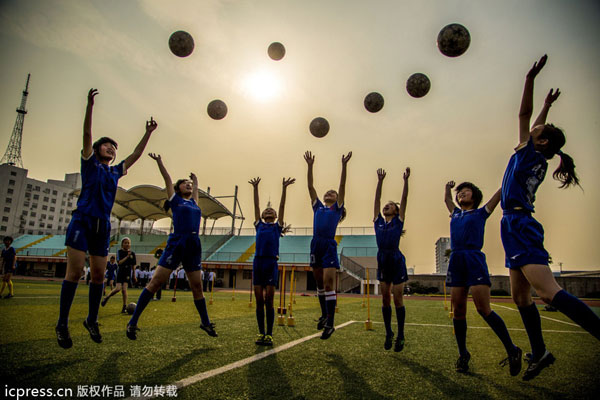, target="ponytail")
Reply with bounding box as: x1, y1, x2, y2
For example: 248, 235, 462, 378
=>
540, 124, 581, 189
553, 151, 580, 188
